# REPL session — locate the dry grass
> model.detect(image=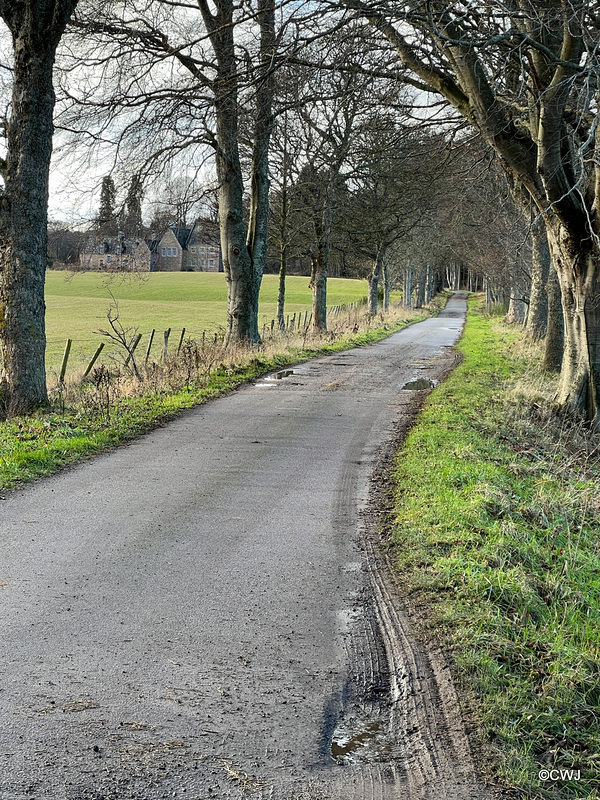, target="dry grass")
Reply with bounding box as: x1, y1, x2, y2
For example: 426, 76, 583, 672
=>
48, 303, 420, 408
1, 302, 428, 490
